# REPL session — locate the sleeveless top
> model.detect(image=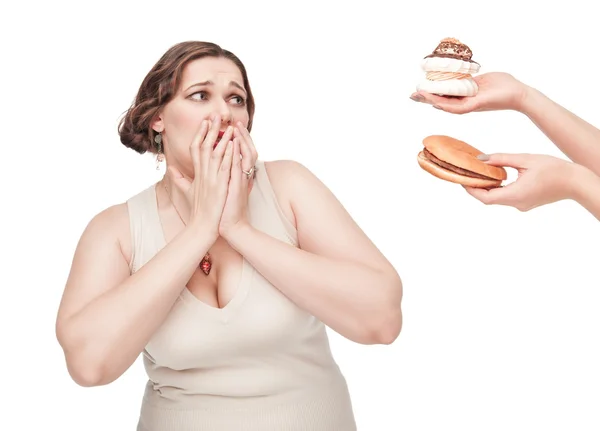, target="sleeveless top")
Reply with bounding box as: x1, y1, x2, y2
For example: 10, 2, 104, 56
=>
126, 161, 357, 431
